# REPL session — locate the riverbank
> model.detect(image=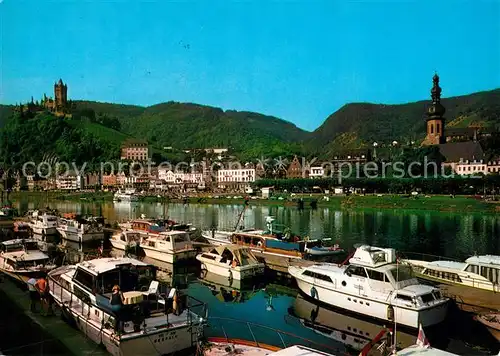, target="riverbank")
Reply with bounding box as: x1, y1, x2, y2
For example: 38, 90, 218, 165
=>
0, 276, 107, 355
9, 191, 500, 214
